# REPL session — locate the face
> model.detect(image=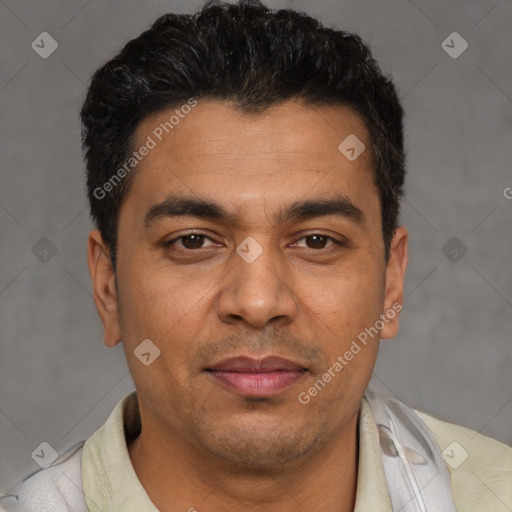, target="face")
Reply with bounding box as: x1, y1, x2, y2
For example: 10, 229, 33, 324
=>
88, 99, 407, 468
